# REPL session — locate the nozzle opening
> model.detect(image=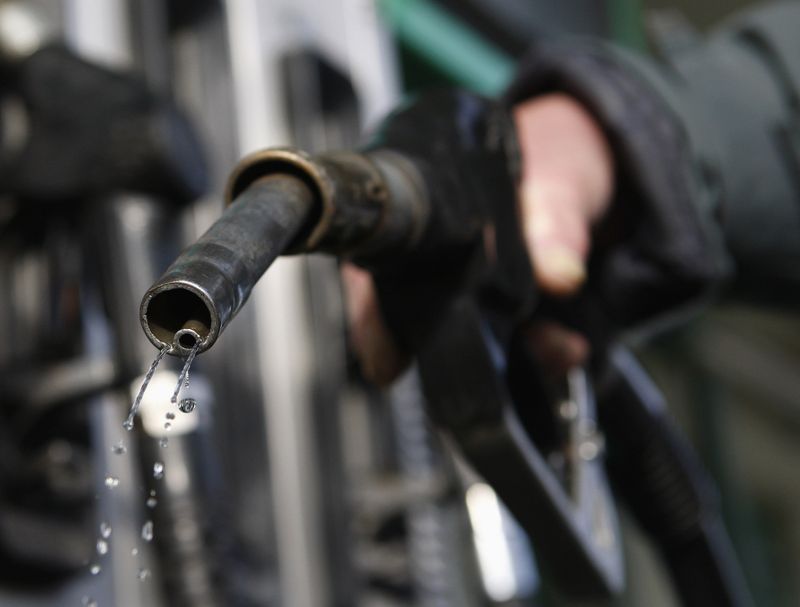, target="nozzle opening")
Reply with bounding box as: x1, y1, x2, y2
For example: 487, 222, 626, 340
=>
144, 287, 212, 351
177, 331, 198, 349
